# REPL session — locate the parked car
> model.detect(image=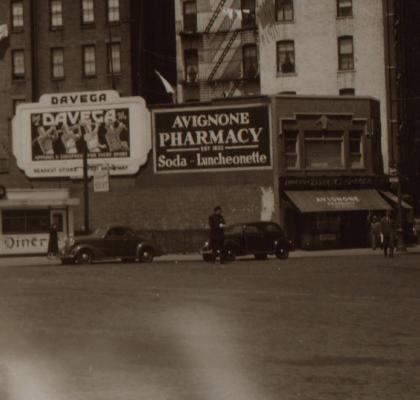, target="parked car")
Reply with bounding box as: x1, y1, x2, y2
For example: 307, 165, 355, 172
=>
60, 226, 160, 264
201, 221, 292, 262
